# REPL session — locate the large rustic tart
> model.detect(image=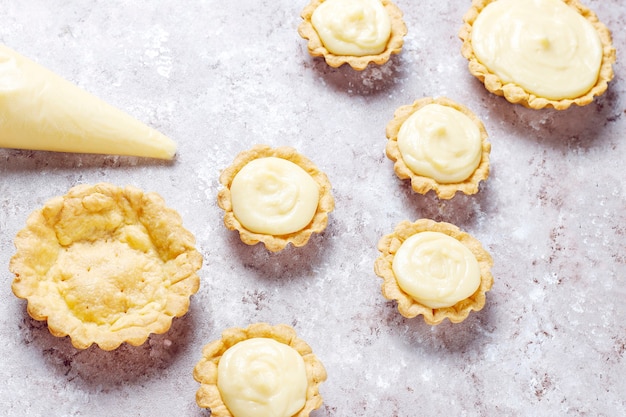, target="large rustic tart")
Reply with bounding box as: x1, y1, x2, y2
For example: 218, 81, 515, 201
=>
10, 182, 202, 350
